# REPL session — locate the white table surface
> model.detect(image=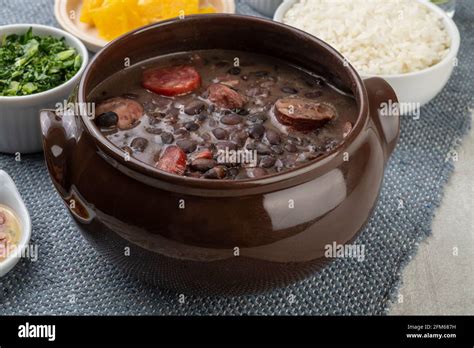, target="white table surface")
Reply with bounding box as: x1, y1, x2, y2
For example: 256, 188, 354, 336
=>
390, 111, 474, 315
